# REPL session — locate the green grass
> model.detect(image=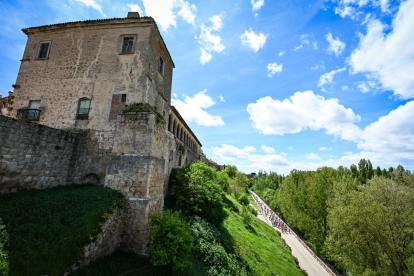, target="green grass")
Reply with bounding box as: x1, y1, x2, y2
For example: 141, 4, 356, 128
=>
0, 185, 126, 276
73, 195, 304, 276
